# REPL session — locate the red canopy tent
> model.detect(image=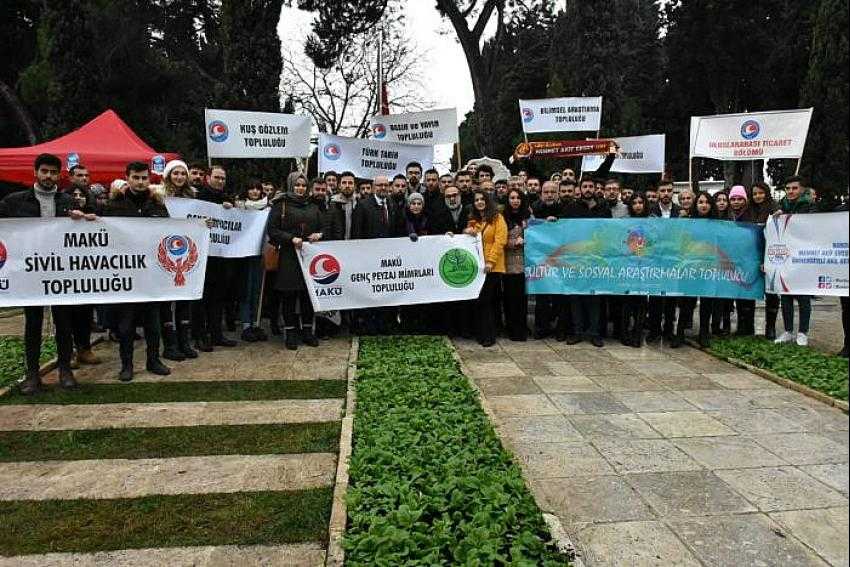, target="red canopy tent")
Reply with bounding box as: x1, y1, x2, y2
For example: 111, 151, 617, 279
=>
0, 110, 179, 187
